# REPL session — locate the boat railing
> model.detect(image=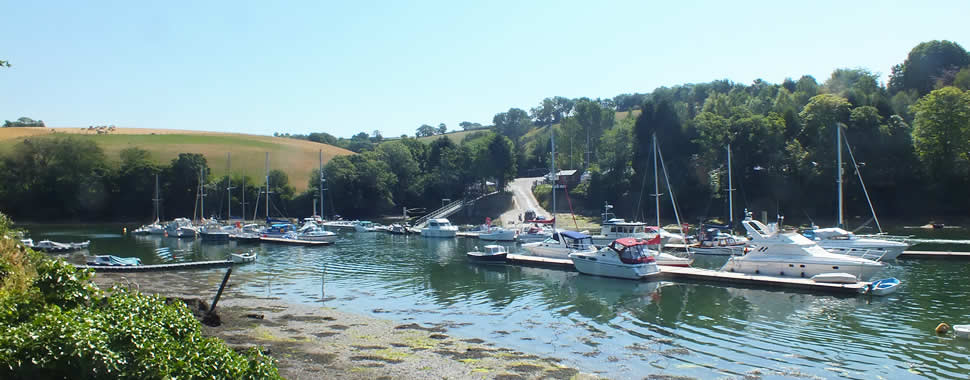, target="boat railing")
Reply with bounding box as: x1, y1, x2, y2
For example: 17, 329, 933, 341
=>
858, 249, 888, 262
